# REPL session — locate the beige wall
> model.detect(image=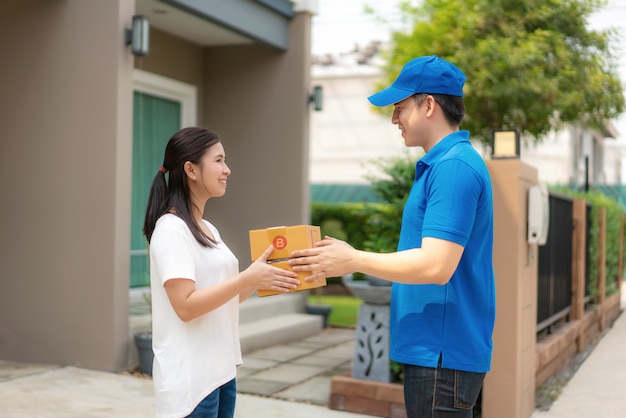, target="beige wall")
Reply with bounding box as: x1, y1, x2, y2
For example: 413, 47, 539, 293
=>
132, 27, 205, 118
0, 1, 313, 370
129, 15, 313, 265
201, 12, 313, 265
0, 0, 134, 370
